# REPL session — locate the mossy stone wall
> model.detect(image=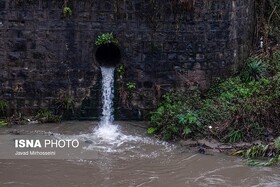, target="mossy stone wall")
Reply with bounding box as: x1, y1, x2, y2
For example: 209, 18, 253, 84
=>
0, 0, 254, 119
